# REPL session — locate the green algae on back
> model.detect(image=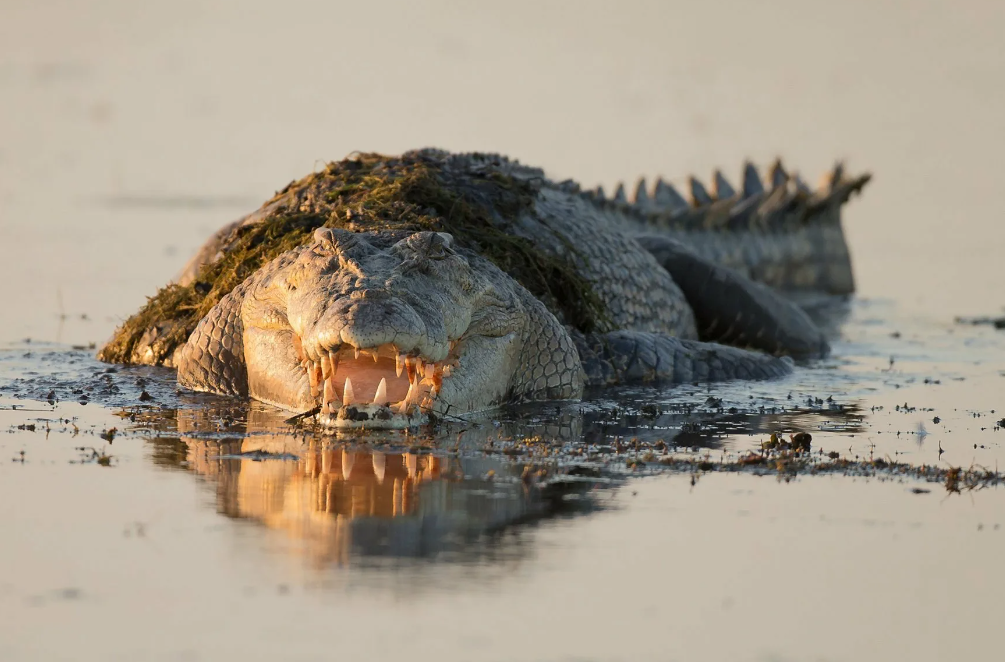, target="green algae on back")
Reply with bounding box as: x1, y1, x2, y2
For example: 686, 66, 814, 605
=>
99, 151, 608, 365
